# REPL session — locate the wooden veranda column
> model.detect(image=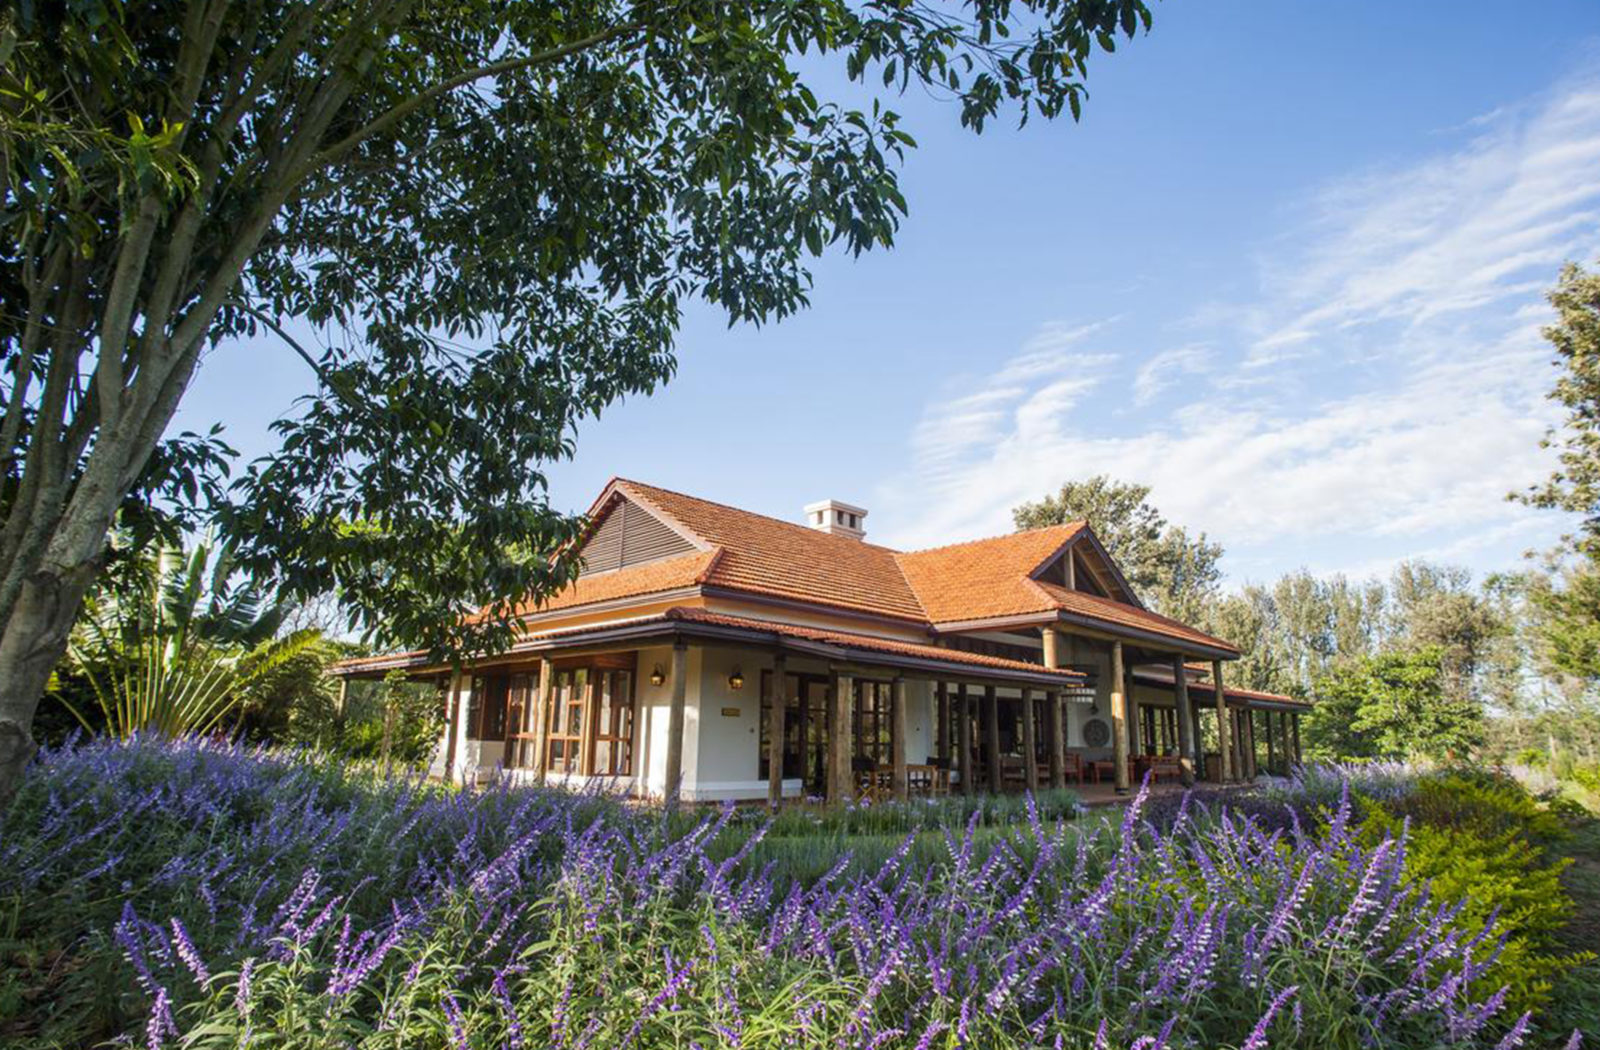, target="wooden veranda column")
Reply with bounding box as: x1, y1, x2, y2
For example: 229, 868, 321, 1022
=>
1126, 662, 1142, 759
664, 640, 690, 811
579, 671, 600, 776
829, 672, 854, 803
1190, 701, 1206, 781
767, 652, 788, 809
1291, 711, 1303, 765
1047, 689, 1065, 790
443, 667, 465, 785
1110, 642, 1130, 794
1172, 655, 1196, 787
531, 658, 553, 783
1242, 707, 1258, 779
1211, 660, 1231, 783
936, 682, 950, 765
1020, 688, 1039, 791
891, 678, 909, 801
956, 683, 972, 796
984, 685, 1003, 794
1265, 709, 1277, 773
